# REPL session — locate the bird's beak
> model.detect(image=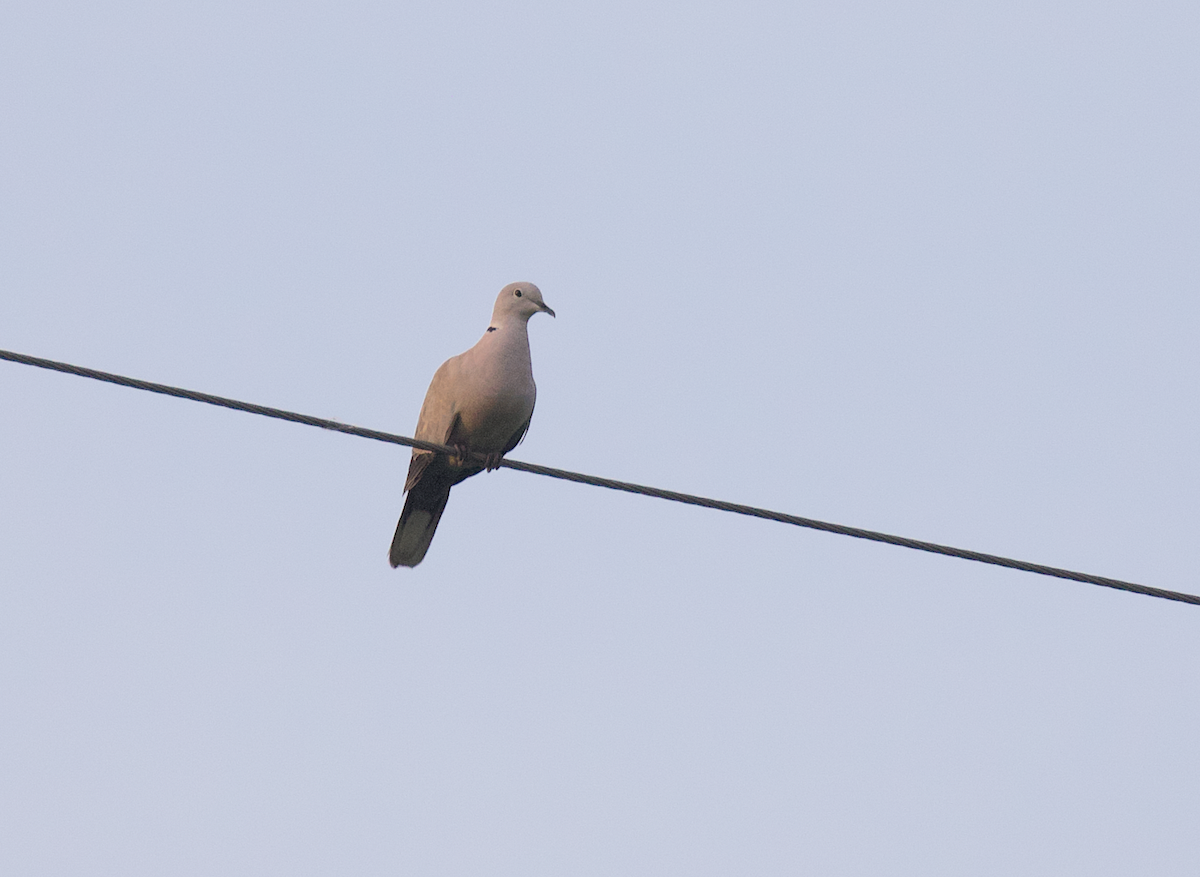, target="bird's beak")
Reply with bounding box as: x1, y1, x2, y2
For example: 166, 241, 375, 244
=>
540, 302, 556, 318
